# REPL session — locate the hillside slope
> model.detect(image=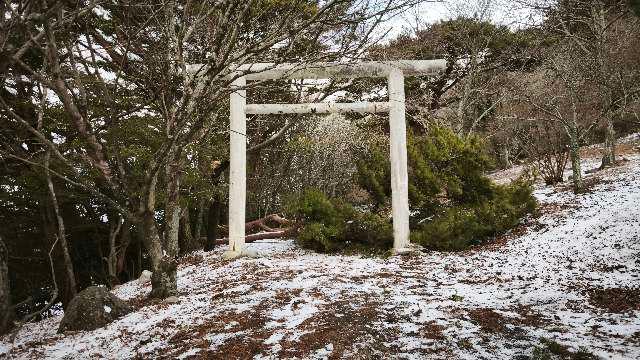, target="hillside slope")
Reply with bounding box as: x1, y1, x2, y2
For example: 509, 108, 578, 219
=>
2, 142, 639, 359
